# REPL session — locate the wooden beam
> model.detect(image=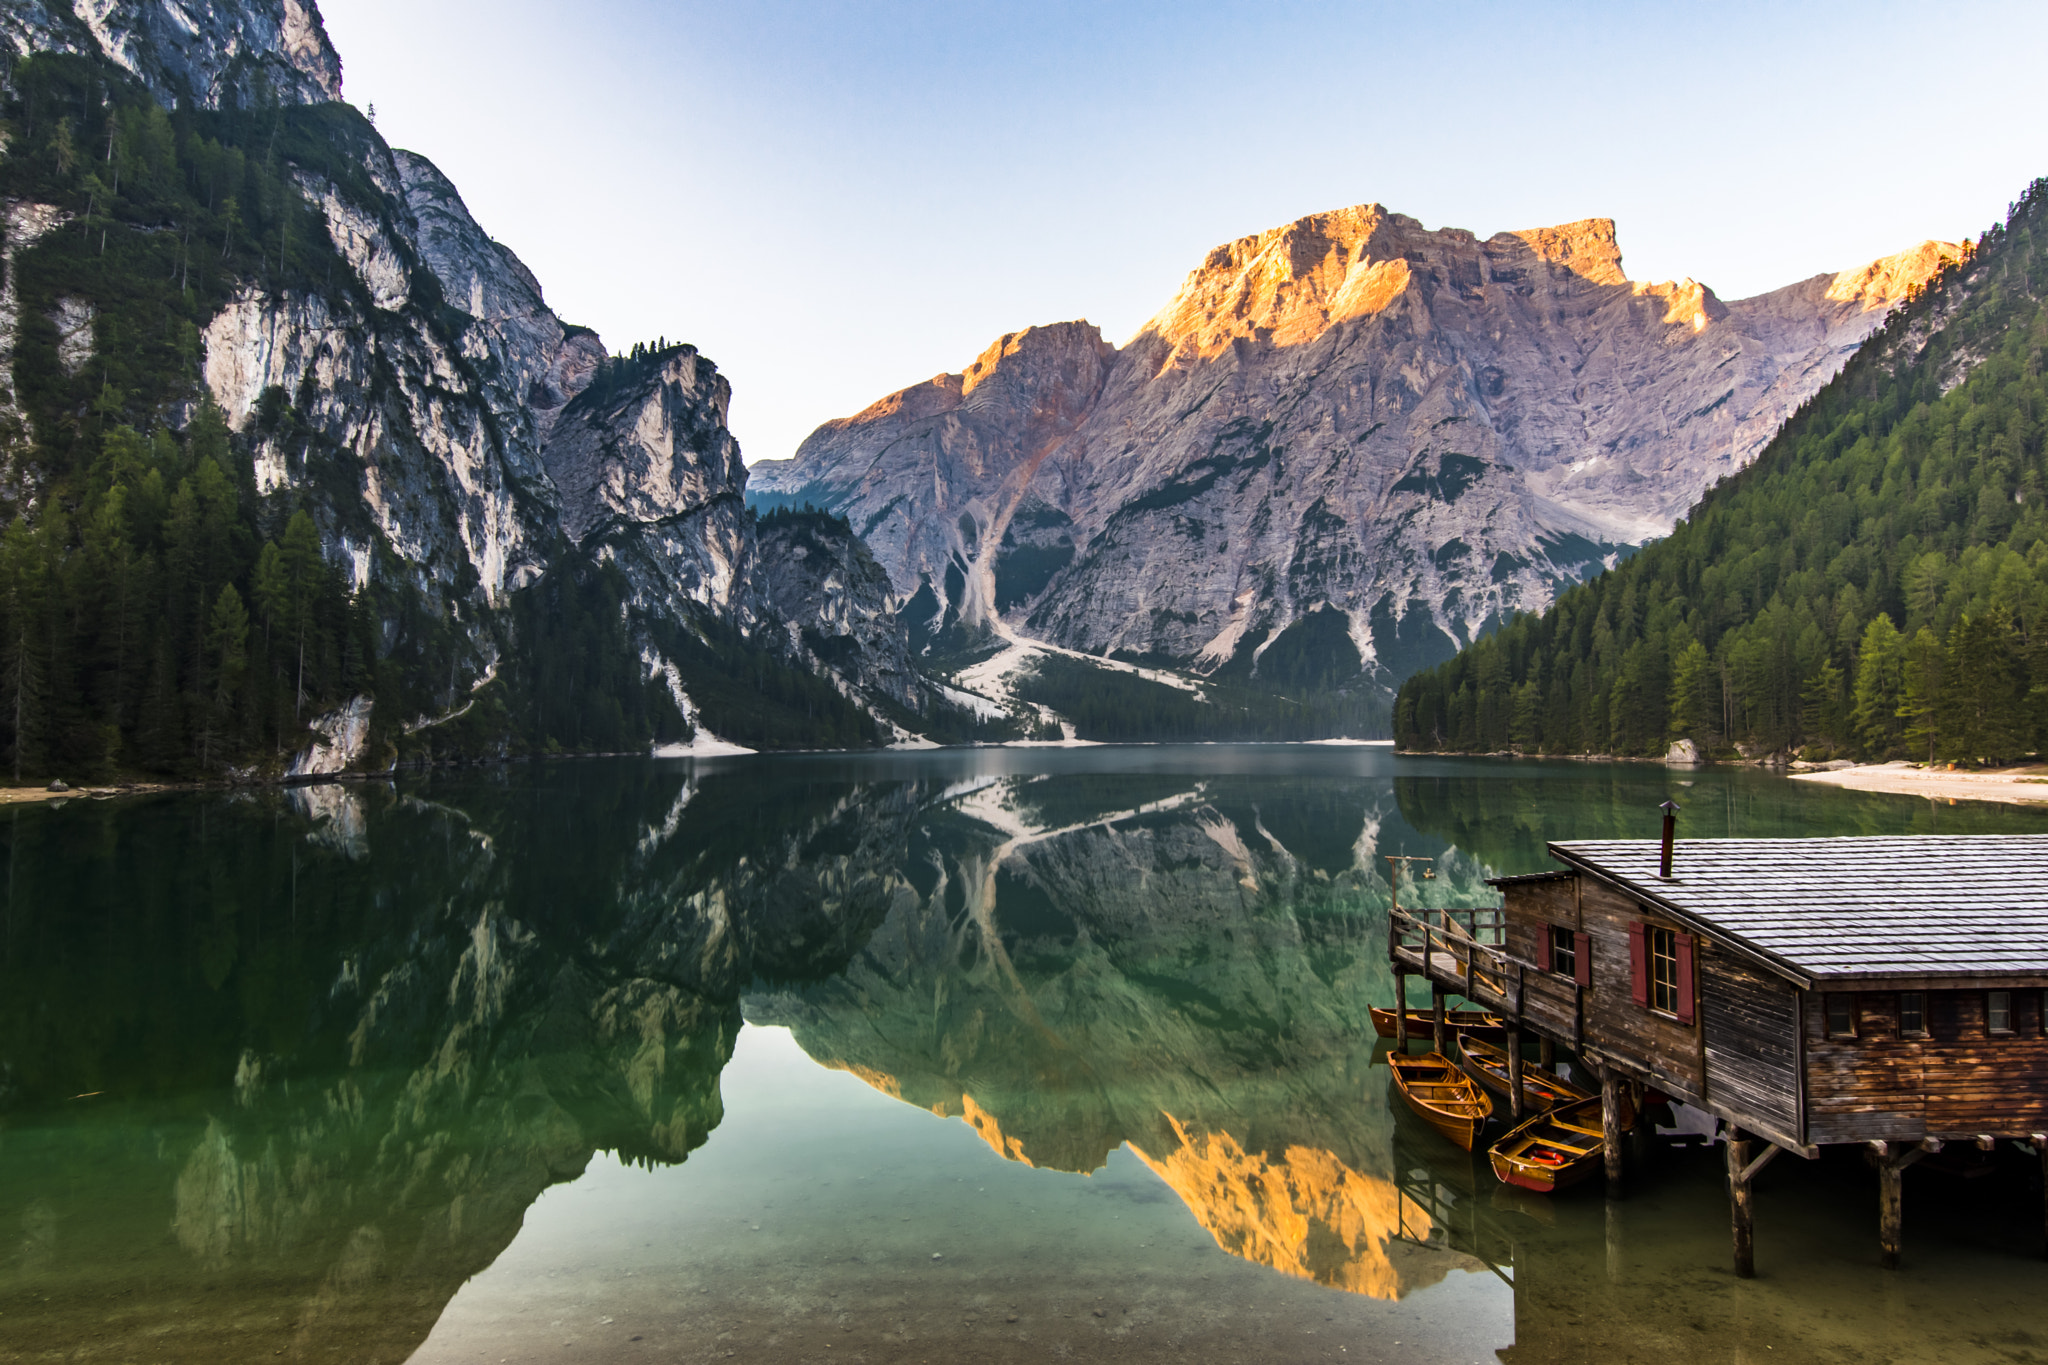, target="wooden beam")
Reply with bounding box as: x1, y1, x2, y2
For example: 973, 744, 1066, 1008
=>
1432, 989, 1448, 1056
1739, 1143, 1783, 1185
1506, 1025, 1524, 1121
1602, 1067, 1625, 1200
2035, 1134, 2047, 1260
1866, 1139, 1938, 1270
1727, 1126, 1756, 1279
1394, 973, 1408, 1048
1878, 1150, 1904, 1270
1539, 1035, 1556, 1069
